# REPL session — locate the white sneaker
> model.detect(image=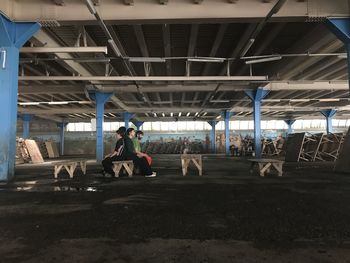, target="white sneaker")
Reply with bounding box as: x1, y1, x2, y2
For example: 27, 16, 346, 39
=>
145, 172, 157, 178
